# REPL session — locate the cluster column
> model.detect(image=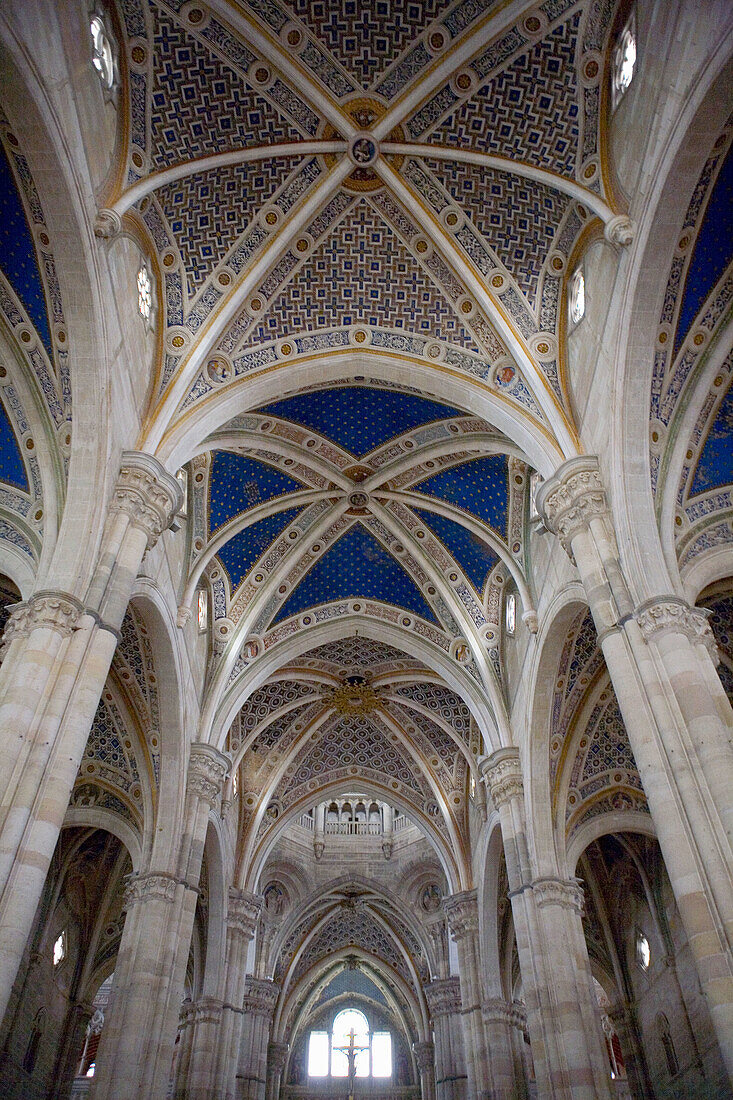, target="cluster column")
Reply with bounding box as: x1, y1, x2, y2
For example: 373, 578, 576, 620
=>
482, 998, 529, 1099
538, 456, 733, 1076
425, 977, 468, 1099
213, 888, 263, 1100
442, 891, 492, 1098
0, 452, 181, 1023
90, 743, 228, 1100
235, 977, 279, 1100
265, 1039, 289, 1100
483, 748, 612, 1099
413, 1039, 436, 1100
